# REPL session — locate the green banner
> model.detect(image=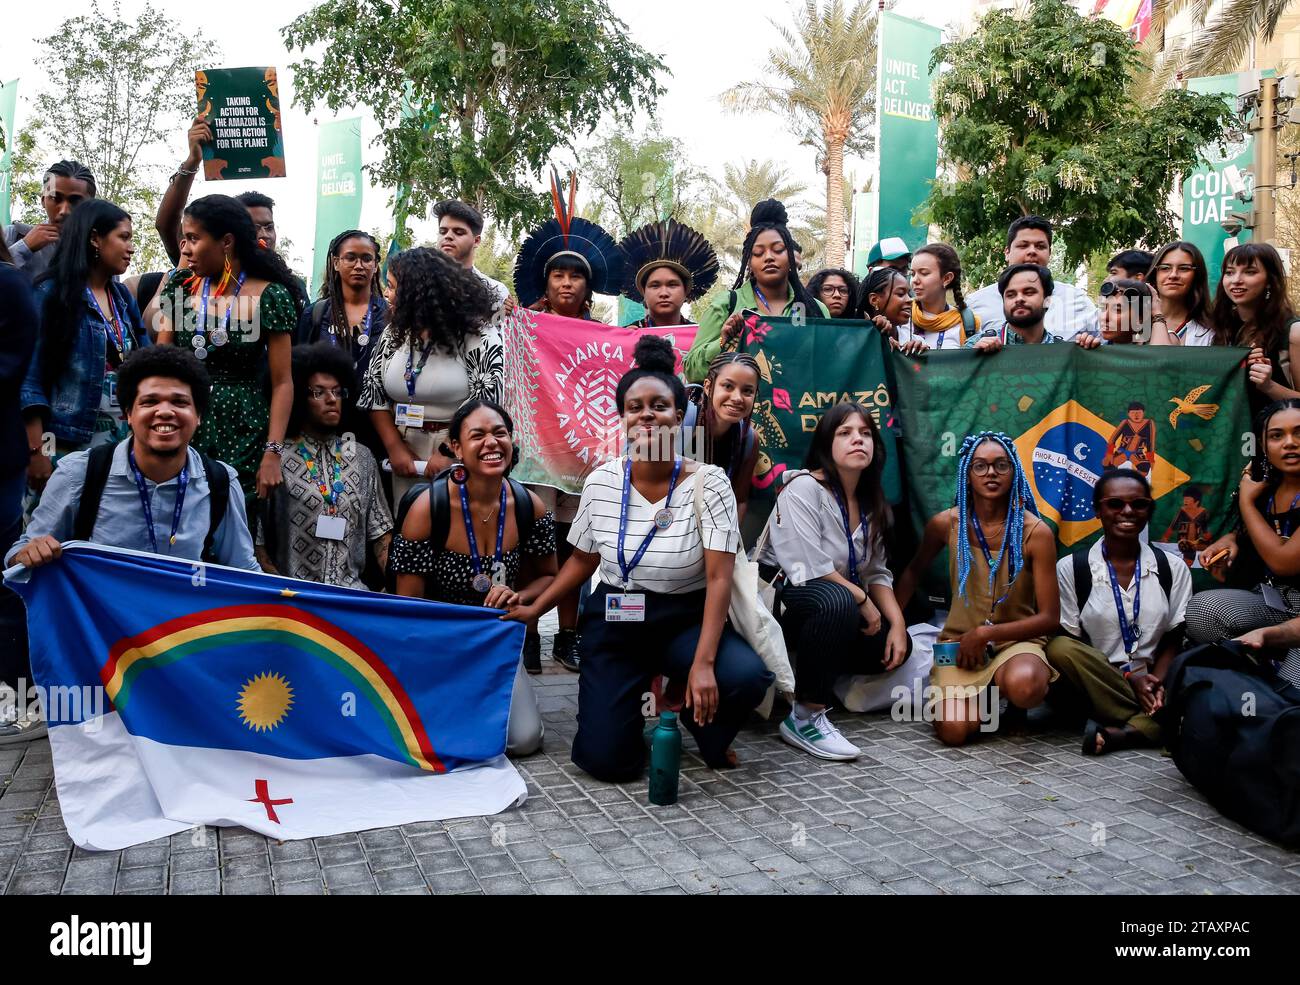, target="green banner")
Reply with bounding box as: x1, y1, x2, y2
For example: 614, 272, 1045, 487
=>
894, 345, 1252, 603
310, 118, 364, 296
196, 66, 286, 180
874, 12, 941, 254
743, 317, 901, 535
1182, 72, 1270, 284
0, 79, 17, 229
